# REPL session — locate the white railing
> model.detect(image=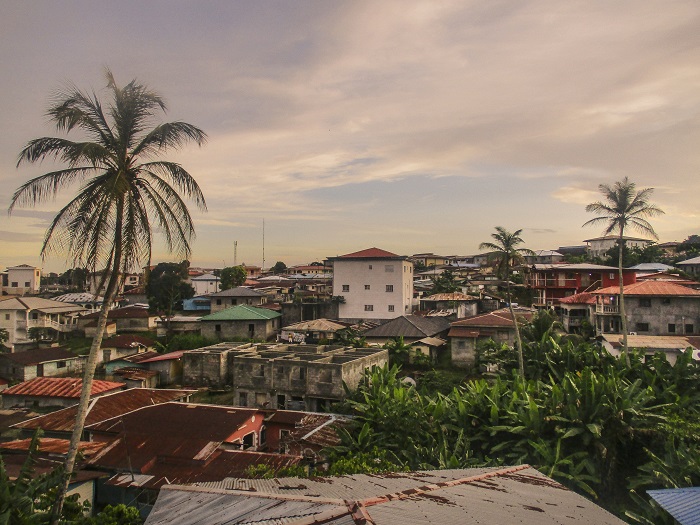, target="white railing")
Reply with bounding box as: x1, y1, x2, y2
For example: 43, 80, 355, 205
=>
595, 304, 619, 314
